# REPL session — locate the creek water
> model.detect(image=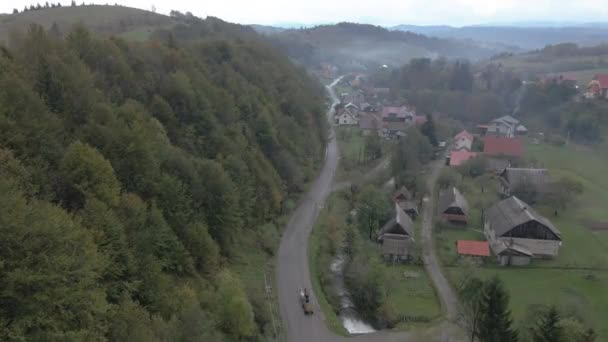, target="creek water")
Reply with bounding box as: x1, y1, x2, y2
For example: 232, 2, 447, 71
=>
329, 254, 376, 334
